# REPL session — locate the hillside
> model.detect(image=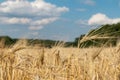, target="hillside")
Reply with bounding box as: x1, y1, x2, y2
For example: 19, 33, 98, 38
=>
88, 23, 120, 37
77, 23, 120, 47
